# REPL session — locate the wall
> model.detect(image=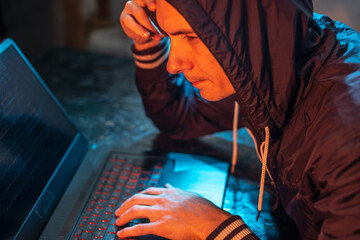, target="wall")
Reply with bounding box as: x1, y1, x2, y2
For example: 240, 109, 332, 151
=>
1, 0, 53, 60
0, 0, 358, 60
313, 0, 360, 32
